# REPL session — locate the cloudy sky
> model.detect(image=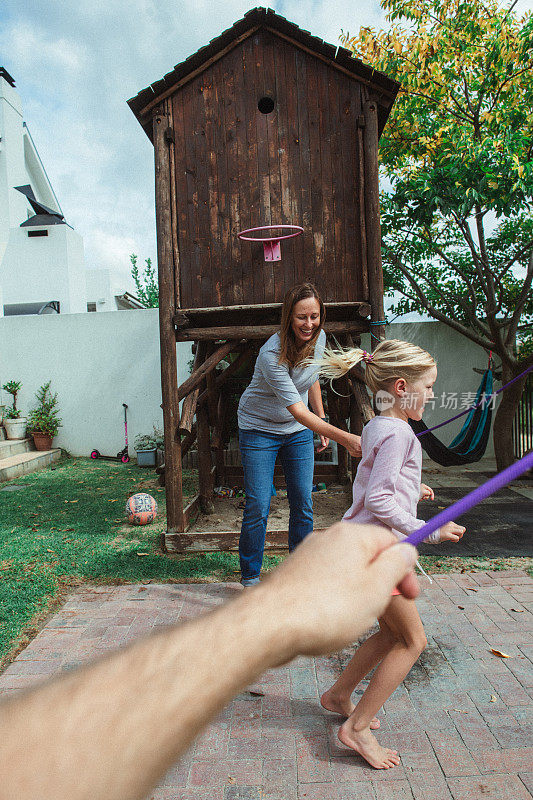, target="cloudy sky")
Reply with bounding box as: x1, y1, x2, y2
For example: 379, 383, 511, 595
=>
1, 0, 532, 294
